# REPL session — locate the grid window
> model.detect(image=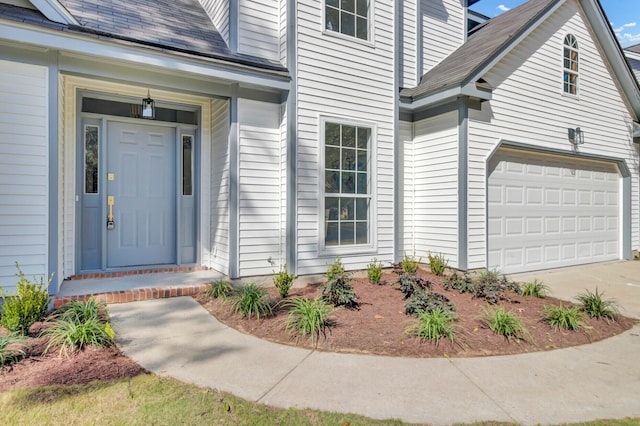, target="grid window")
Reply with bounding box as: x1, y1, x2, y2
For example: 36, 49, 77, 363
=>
325, 0, 369, 41
563, 34, 579, 95
324, 122, 371, 247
